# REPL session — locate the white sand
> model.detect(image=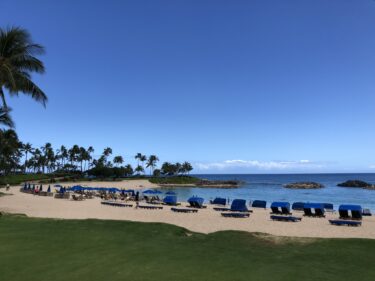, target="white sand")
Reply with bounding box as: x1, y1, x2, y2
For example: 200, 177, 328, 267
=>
1, 182, 375, 239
